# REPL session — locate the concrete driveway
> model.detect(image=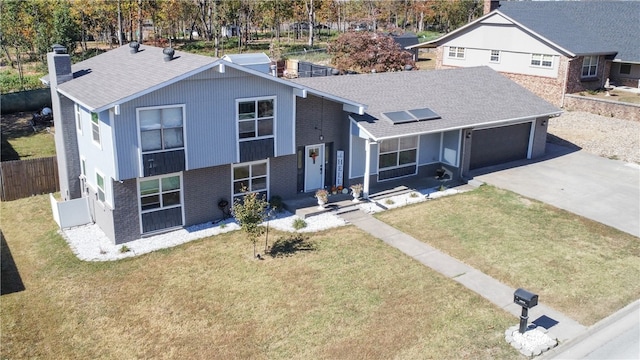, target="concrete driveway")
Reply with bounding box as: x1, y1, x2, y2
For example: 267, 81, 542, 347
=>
470, 143, 640, 238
